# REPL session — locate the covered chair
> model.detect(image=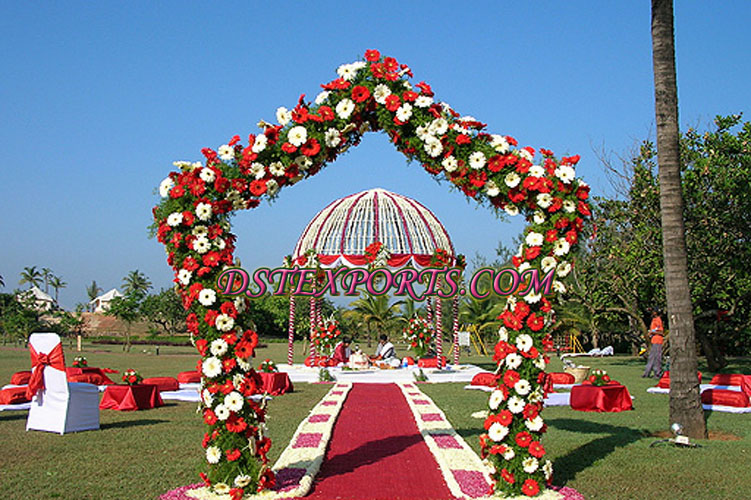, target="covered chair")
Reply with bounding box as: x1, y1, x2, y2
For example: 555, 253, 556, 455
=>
26, 333, 100, 434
